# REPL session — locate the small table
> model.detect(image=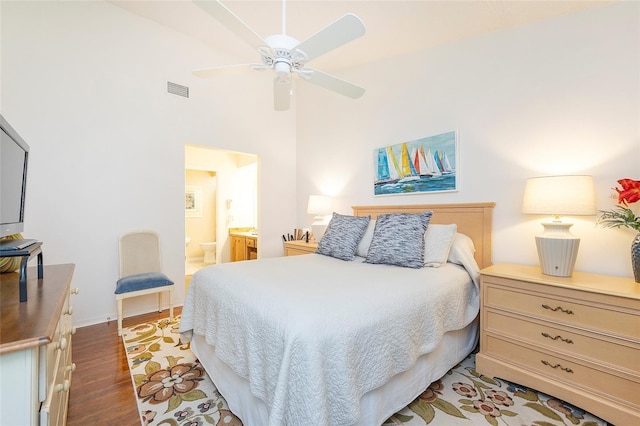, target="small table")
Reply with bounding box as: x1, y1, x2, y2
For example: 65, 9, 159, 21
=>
0, 242, 43, 302
284, 240, 319, 256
